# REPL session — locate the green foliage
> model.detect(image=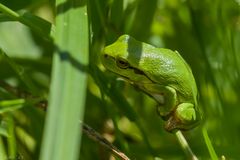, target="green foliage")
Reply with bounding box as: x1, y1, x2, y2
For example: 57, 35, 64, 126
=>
0, 0, 240, 160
